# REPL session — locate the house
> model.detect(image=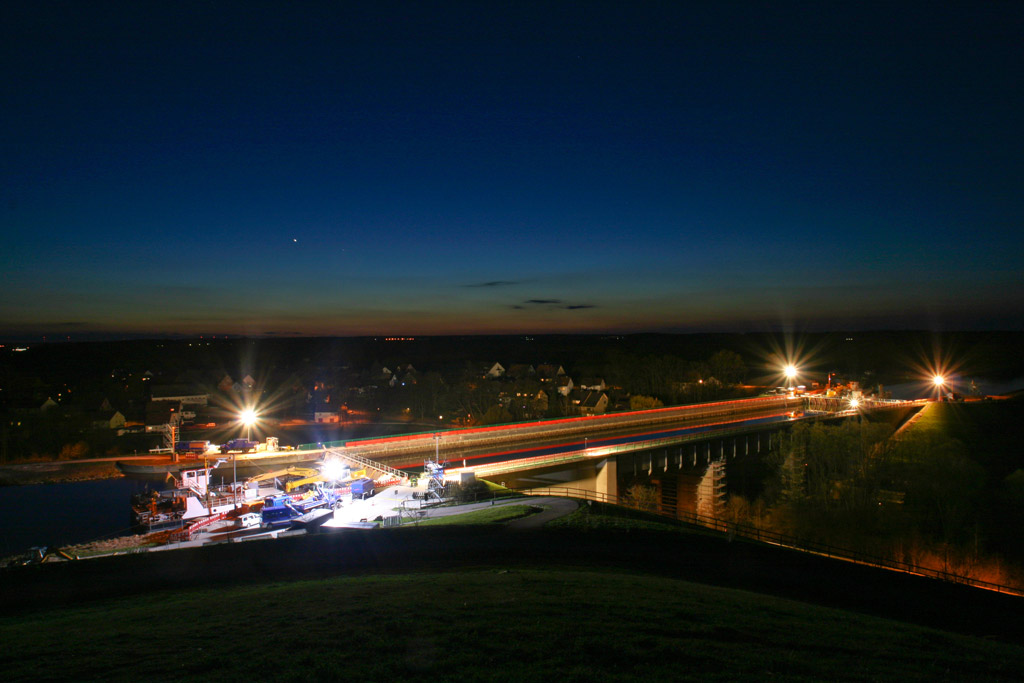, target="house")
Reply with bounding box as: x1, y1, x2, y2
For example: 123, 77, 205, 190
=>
578, 378, 607, 391
93, 410, 126, 430
536, 364, 566, 382
555, 375, 574, 397
313, 402, 339, 424
484, 362, 505, 379
145, 401, 177, 428
310, 390, 339, 423
505, 364, 535, 379
511, 377, 542, 398
578, 391, 609, 416
532, 389, 550, 414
